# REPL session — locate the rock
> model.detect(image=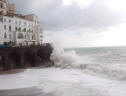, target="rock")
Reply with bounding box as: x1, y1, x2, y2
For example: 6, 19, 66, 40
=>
0, 44, 53, 71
